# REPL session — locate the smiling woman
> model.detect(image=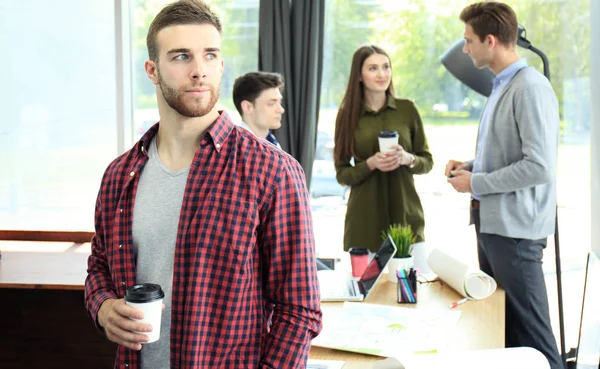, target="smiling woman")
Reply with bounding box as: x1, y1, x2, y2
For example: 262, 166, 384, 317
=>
332, 44, 434, 254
